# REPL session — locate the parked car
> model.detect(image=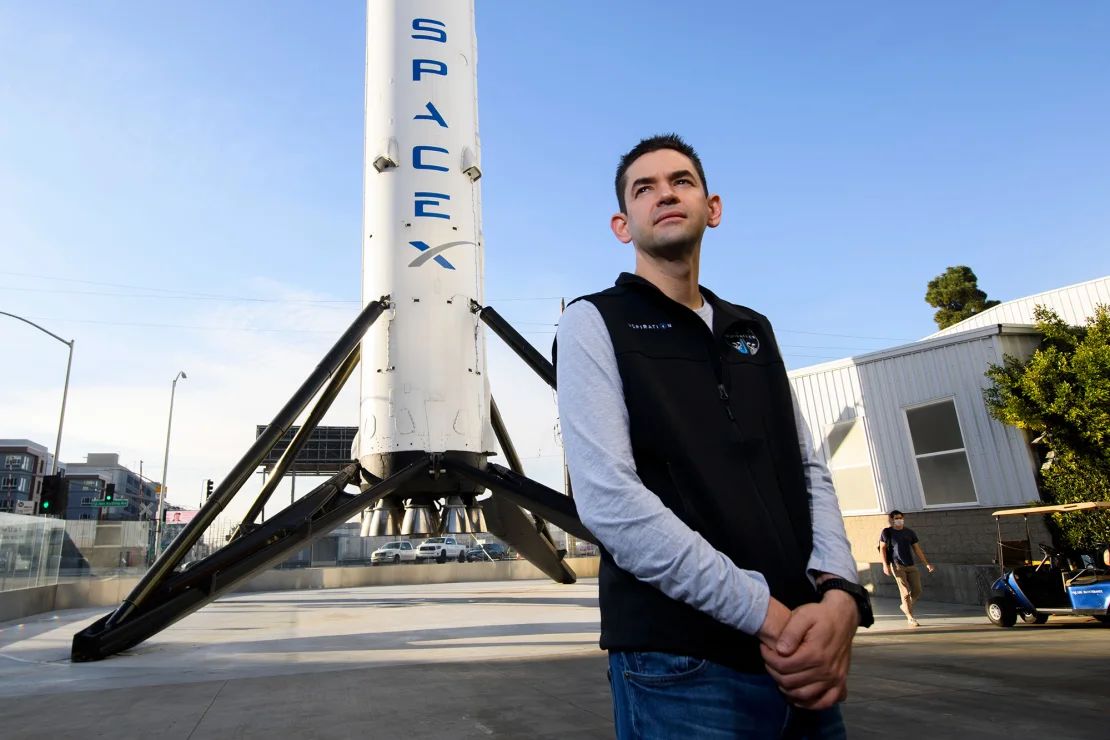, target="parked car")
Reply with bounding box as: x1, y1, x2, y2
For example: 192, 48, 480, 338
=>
371, 541, 417, 565
986, 502, 1110, 627
415, 536, 467, 563
465, 542, 510, 562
